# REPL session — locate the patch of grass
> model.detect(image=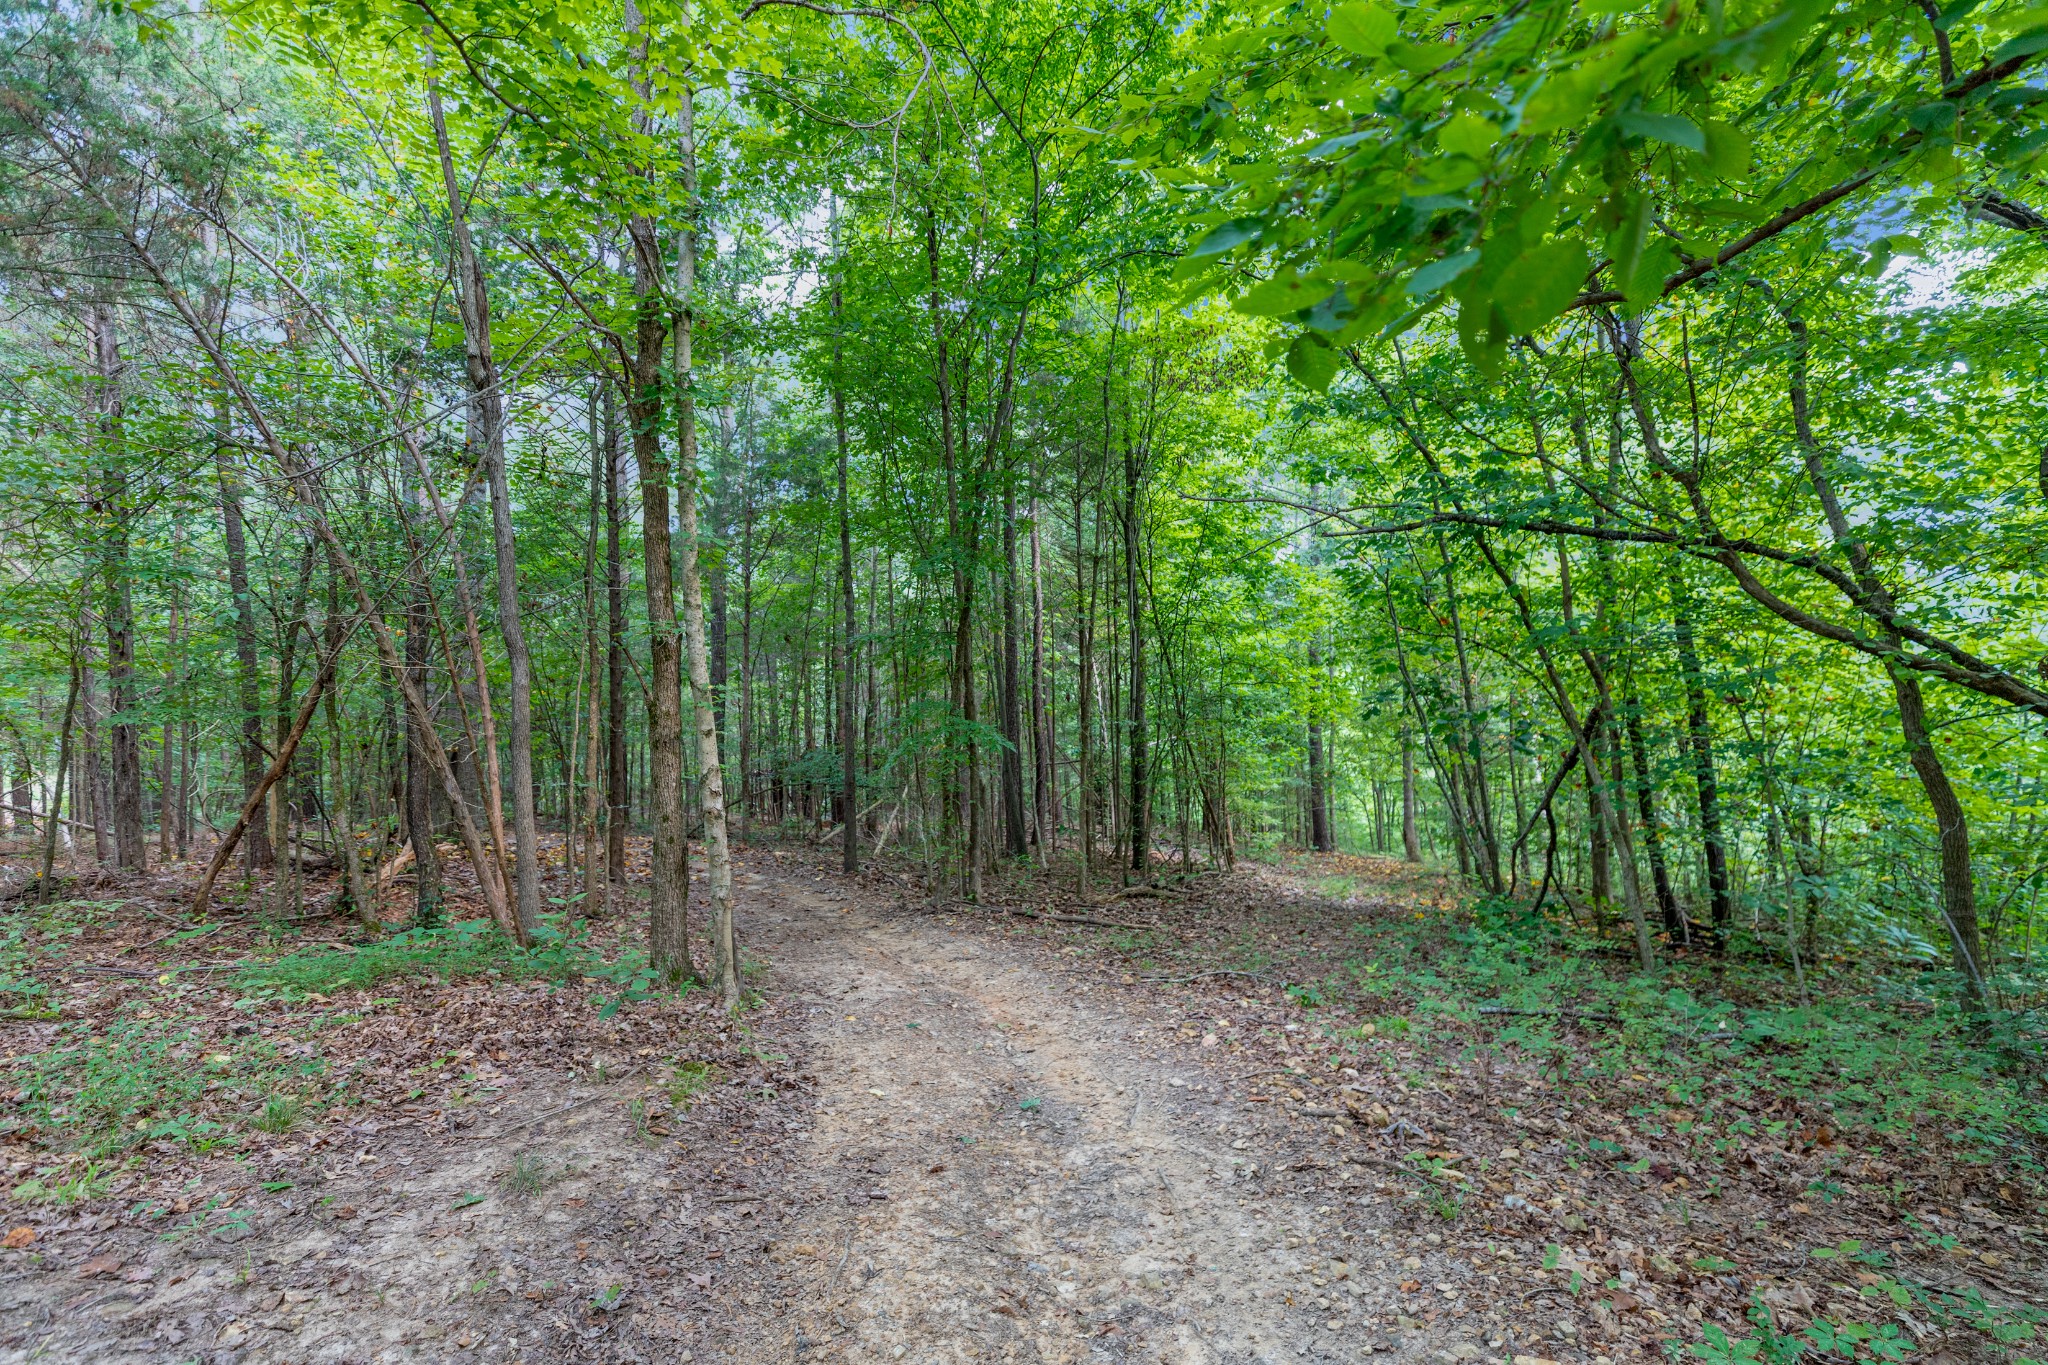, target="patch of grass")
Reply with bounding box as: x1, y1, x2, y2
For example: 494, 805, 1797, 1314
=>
11, 1159, 114, 1206
667, 1059, 720, 1107
252, 1096, 301, 1135
234, 915, 655, 1004
502, 1151, 554, 1195
8, 1018, 325, 1158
